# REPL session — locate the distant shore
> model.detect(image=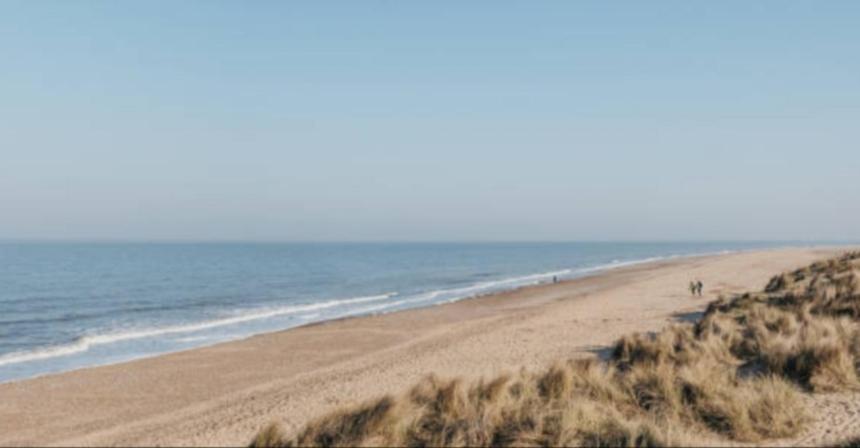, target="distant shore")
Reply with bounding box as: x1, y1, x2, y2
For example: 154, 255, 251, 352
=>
0, 247, 854, 446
